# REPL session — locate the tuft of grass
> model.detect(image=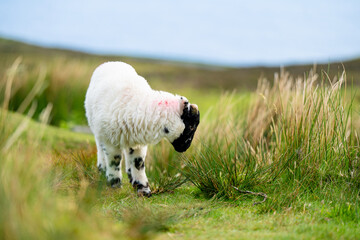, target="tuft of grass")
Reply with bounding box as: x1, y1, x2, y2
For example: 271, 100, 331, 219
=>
182, 140, 278, 201
146, 141, 187, 194
51, 145, 100, 191
184, 68, 360, 221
